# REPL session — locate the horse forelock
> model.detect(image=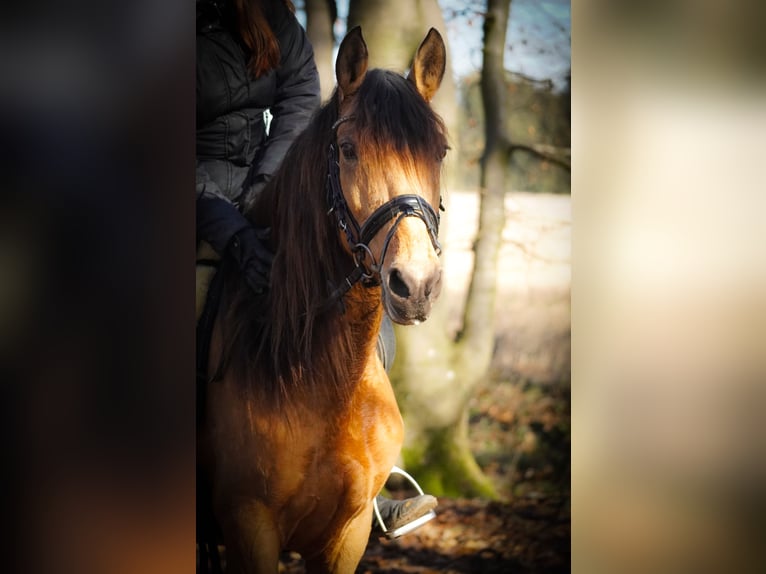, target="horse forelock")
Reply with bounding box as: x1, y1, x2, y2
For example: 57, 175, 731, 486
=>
351, 69, 448, 166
